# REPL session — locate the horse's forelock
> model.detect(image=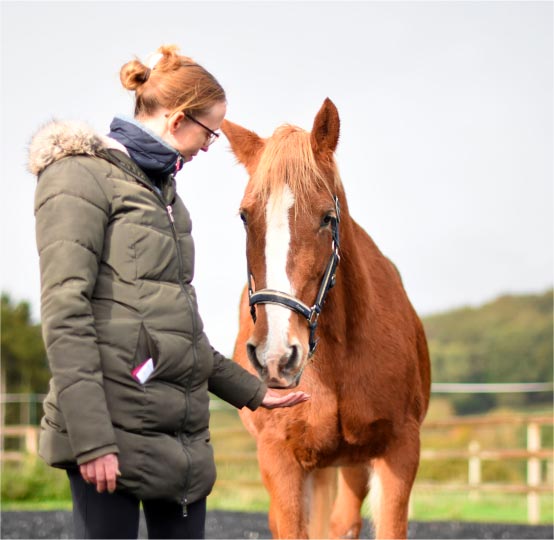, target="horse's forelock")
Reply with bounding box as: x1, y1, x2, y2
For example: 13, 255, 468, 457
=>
250, 125, 339, 212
